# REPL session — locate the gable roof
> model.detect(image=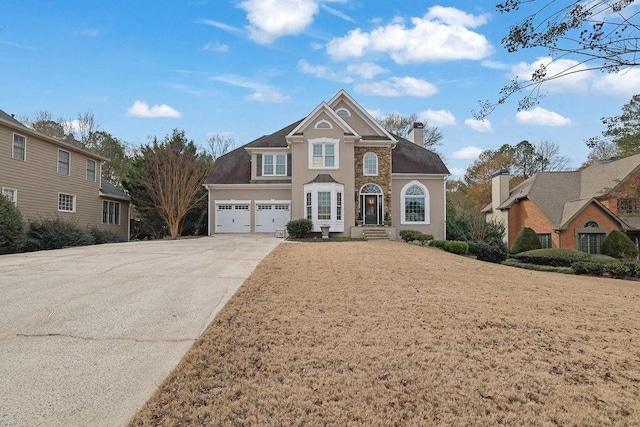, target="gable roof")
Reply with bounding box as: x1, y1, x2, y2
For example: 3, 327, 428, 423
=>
100, 178, 131, 201
392, 137, 449, 174
579, 153, 640, 198
0, 109, 29, 129
288, 103, 357, 137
